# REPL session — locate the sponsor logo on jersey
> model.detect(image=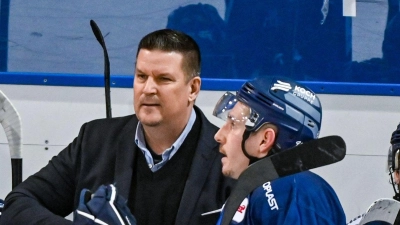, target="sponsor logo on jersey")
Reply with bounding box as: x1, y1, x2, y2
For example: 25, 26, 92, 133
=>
262, 182, 279, 211
232, 197, 249, 223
